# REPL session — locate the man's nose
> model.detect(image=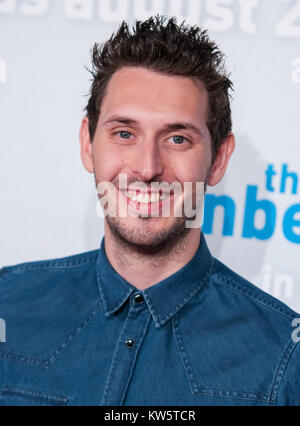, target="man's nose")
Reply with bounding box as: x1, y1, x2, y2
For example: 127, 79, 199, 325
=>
130, 140, 164, 182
